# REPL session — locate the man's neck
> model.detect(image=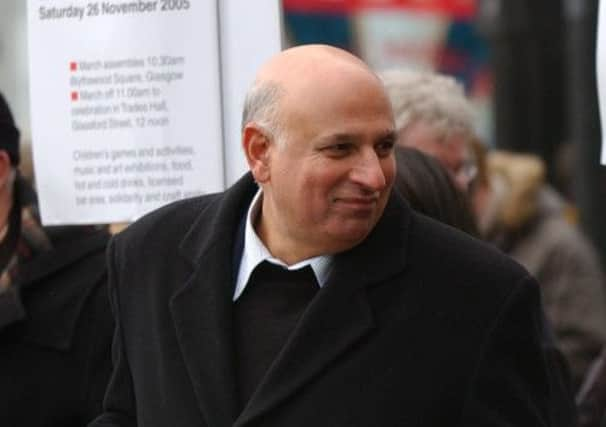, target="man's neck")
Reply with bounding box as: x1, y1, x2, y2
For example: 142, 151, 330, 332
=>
255, 216, 324, 266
